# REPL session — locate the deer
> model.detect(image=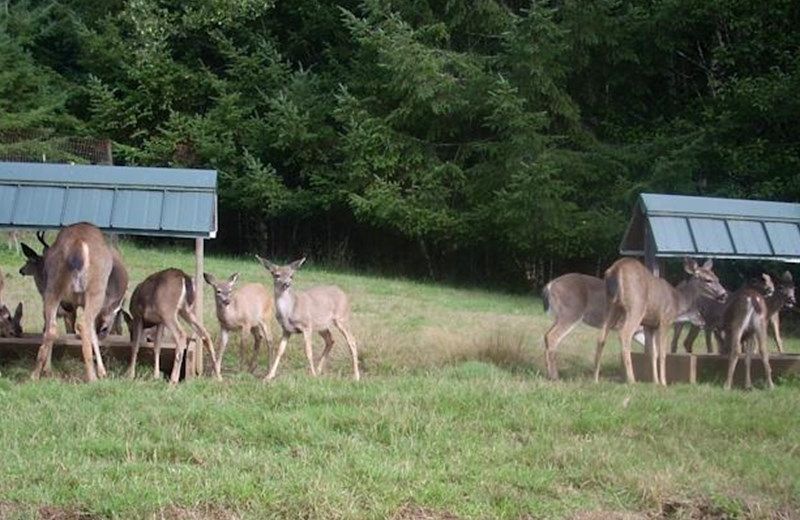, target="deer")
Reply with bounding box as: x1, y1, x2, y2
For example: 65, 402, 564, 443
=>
0, 302, 23, 338
31, 222, 123, 381
594, 257, 727, 385
203, 272, 274, 374
20, 231, 128, 339
255, 256, 360, 381
127, 268, 220, 383
722, 276, 775, 390
763, 271, 796, 353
